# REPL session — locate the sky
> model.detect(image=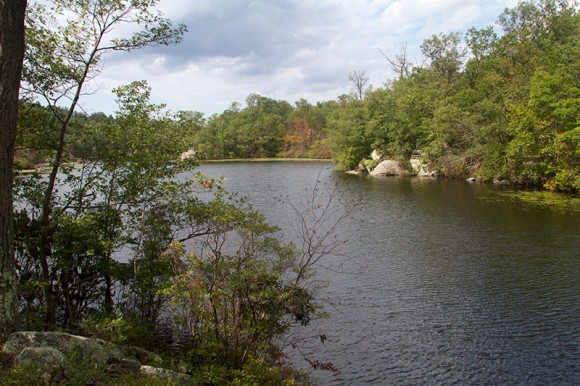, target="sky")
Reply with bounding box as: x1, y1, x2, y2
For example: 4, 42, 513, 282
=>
79, 0, 520, 117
